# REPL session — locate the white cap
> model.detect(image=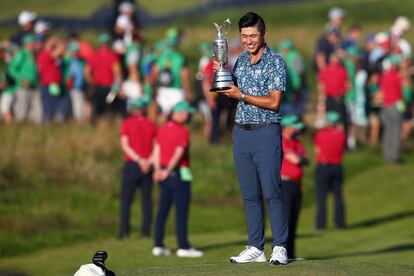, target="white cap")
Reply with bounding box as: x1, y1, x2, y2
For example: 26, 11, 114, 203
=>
74, 264, 105, 276
328, 7, 345, 20
393, 16, 410, 33
375, 32, 389, 44
397, 38, 412, 59
112, 39, 125, 54
119, 2, 135, 14
18, 11, 37, 26
34, 20, 50, 34
115, 15, 133, 31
